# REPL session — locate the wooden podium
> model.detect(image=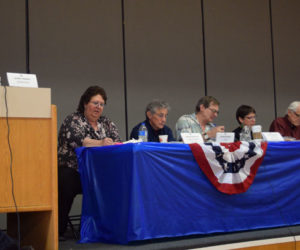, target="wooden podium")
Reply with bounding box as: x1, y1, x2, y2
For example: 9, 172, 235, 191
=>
0, 86, 58, 250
